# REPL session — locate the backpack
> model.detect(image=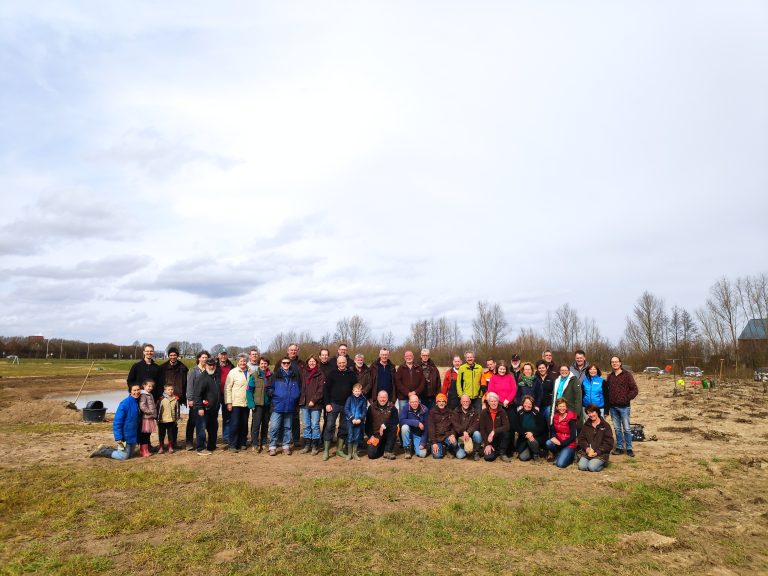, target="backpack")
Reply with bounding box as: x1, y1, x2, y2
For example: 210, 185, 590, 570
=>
630, 423, 646, 442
